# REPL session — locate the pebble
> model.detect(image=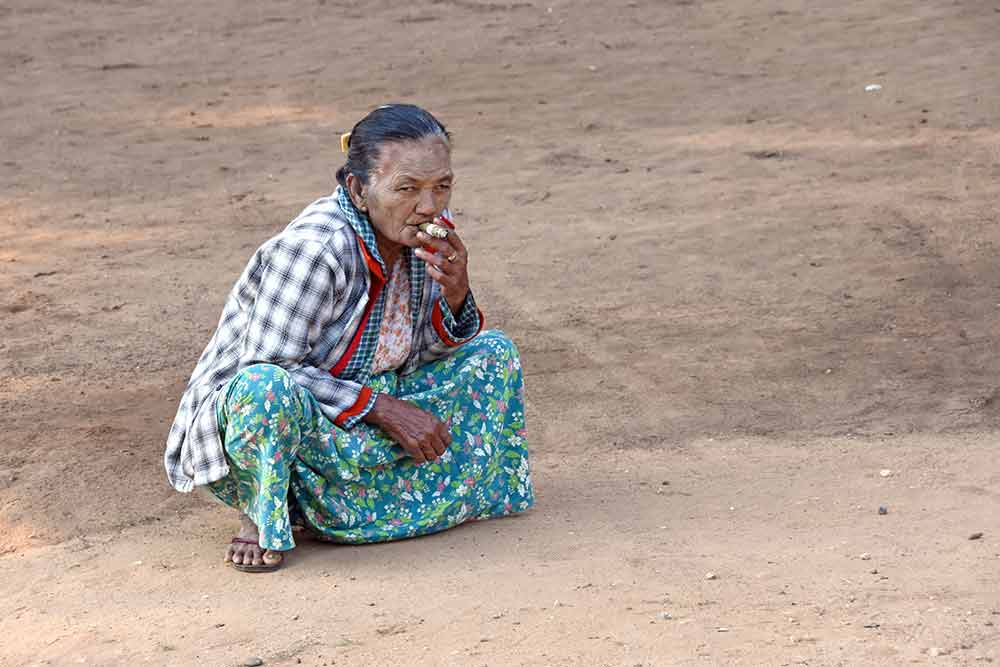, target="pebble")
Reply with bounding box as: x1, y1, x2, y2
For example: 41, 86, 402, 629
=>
929, 647, 945, 657
860, 553, 872, 561
879, 469, 893, 478
865, 84, 883, 92
242, 658, 264, 667
705, 572, 718, 580
878, 506, 888, 515
969, 532, 984, 540
657, 612, 673, 620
